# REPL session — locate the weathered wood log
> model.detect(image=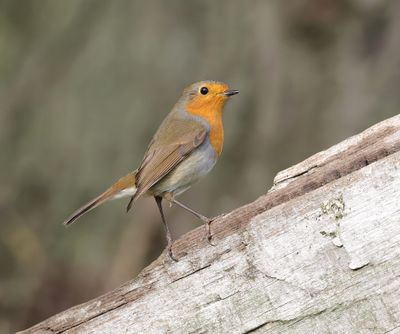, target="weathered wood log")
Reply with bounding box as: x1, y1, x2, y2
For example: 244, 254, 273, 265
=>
20, 115, 400, 334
